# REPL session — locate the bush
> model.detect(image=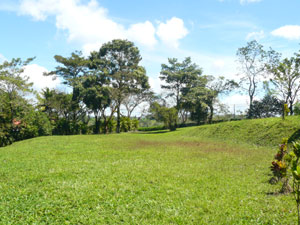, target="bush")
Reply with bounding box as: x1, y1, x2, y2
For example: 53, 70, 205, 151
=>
138, 125, 165, 132
131, 119, 139, 131
11, 111, 52, 141
120, 117, 131, 132
294, 102, 300, 115
120, 117, 139, 132
0, 130, 12, 147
